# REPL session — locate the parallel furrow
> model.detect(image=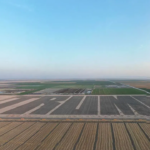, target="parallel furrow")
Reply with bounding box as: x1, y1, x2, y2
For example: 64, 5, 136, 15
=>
75, 123, 97, 150
0, 122, 11, 129
36, 123, 71, 150
139, 123, 150, 140
113, 123, 134, 150
126, 123, 150, 150
17, 123, 58, 150
0, 122, 45, 150
95, 123, 113, 150
55, 123, 84, 150
0, 122, 23, 137
0, 122, 35, 146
